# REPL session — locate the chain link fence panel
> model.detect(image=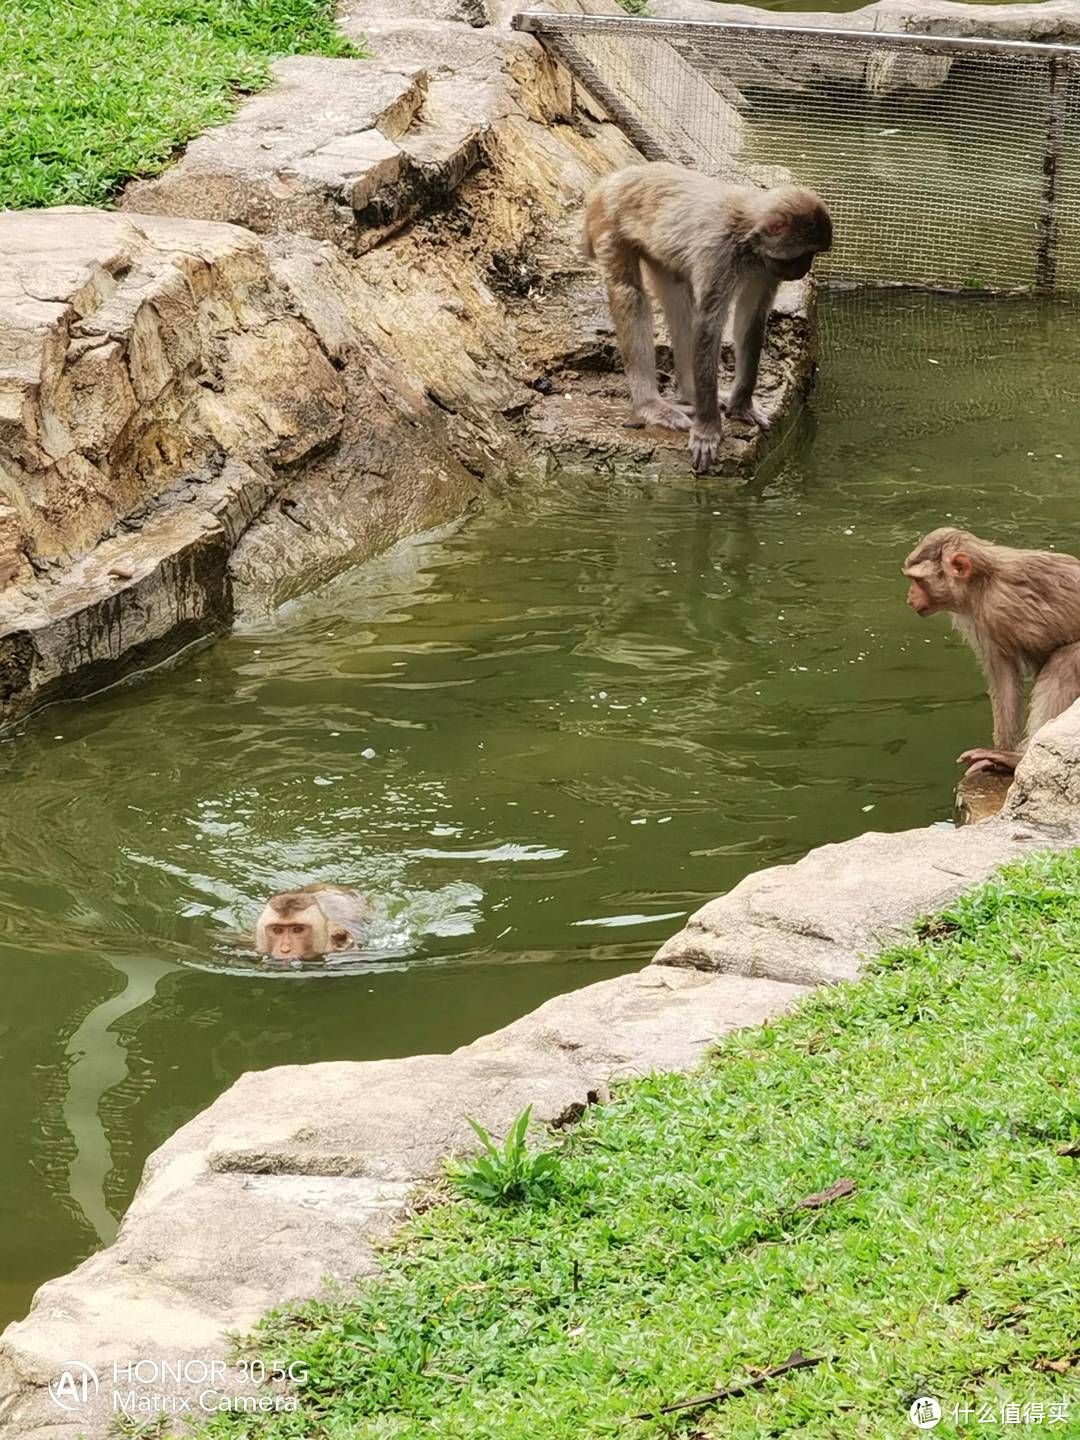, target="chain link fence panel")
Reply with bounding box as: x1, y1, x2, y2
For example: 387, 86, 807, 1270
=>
514, 12, 1080, 293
